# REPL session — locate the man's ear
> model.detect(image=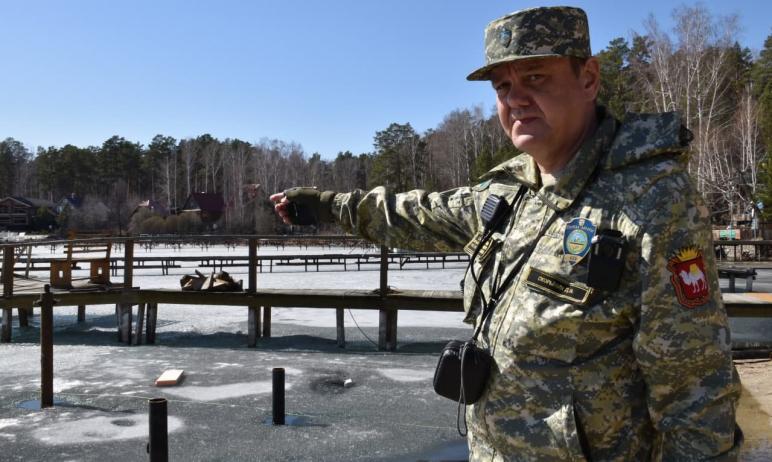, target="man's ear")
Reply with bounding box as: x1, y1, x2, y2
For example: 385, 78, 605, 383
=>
581, 57, 601, 101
